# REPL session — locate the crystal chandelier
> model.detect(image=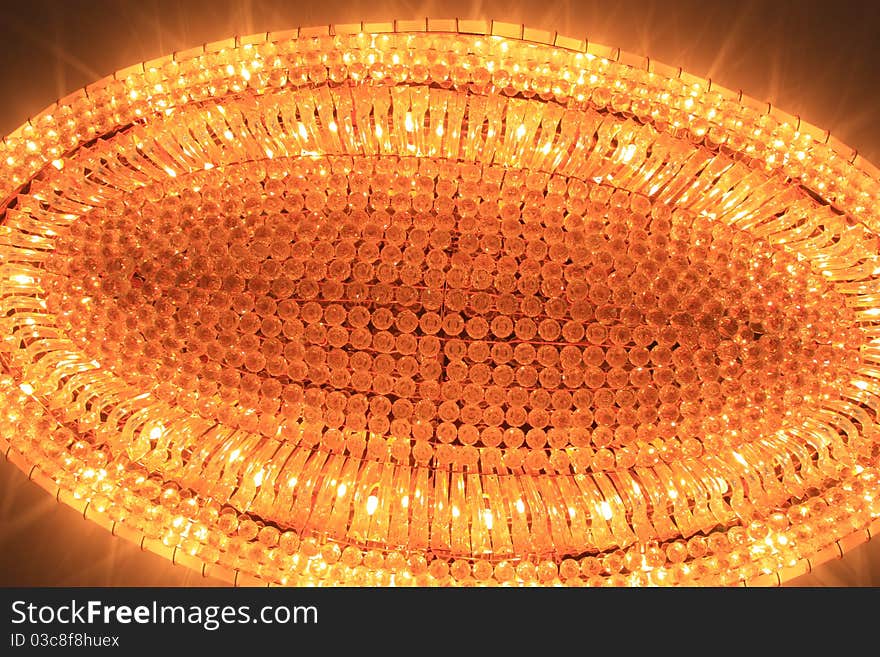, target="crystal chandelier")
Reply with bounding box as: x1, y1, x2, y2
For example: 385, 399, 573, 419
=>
1, 19, 878, 587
